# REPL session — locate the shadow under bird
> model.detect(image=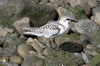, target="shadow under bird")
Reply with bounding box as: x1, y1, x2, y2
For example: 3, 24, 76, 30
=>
23, 16, 77, 38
